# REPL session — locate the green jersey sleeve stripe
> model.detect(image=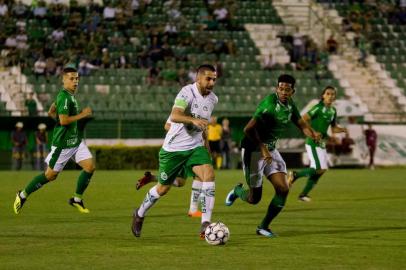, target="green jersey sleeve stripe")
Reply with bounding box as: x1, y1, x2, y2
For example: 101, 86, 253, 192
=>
174, 98, 188, 109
